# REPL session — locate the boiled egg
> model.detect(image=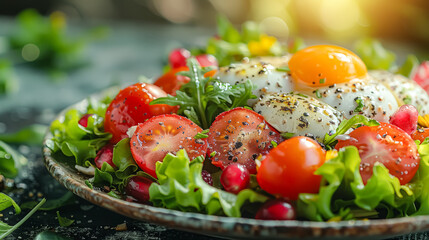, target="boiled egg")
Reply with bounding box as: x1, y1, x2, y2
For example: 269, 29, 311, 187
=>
369, 70, 429, 115
215, 62, 294, 105
254, 93, 344, 141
